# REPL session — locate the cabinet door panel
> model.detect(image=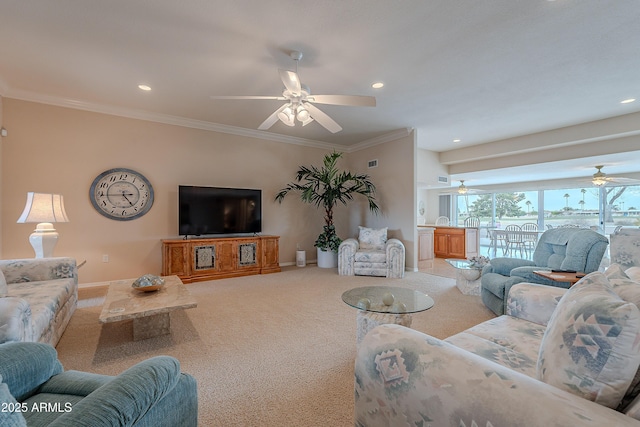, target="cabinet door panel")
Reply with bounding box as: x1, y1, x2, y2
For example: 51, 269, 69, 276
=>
217, 241, 236, 272
448, 234, 466, 258
434, 234, 449, 257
